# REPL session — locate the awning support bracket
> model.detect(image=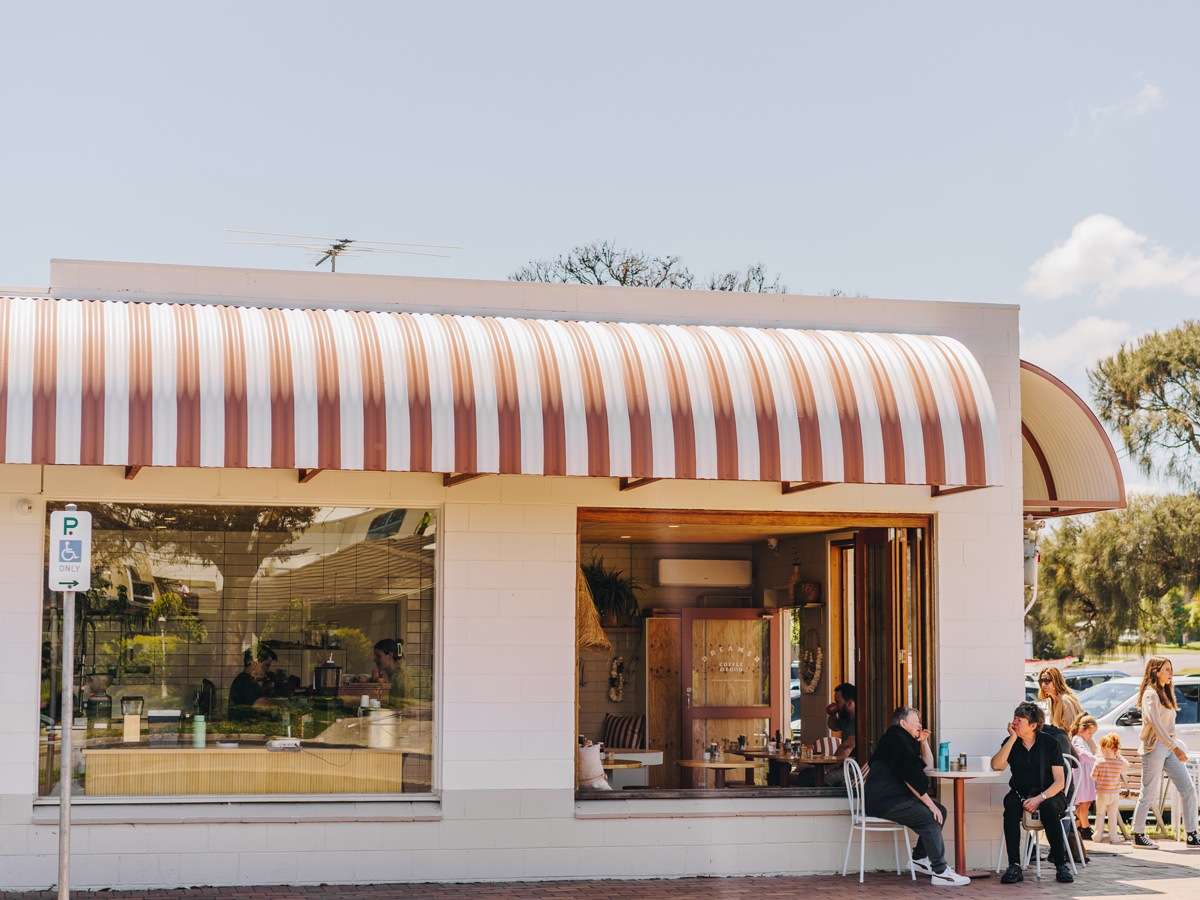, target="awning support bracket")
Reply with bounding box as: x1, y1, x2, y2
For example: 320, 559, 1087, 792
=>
781, 481, 830, 495
931, 484, 988, 498
124, 465, 142, 481
619, 477, 661, 491
298, 468, 323, 484
444, 473, 485, 487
